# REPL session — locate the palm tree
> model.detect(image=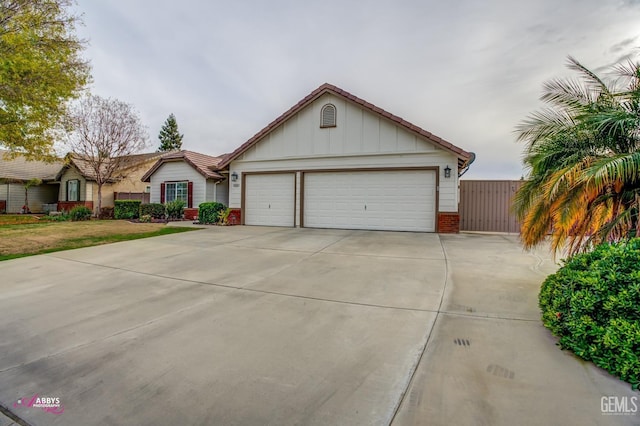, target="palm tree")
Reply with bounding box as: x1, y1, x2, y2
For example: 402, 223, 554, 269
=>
514, 56, 640, 256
